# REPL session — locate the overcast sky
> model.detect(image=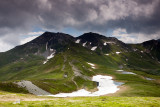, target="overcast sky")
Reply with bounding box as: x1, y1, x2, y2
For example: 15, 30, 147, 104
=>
0, 0, 160, 52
